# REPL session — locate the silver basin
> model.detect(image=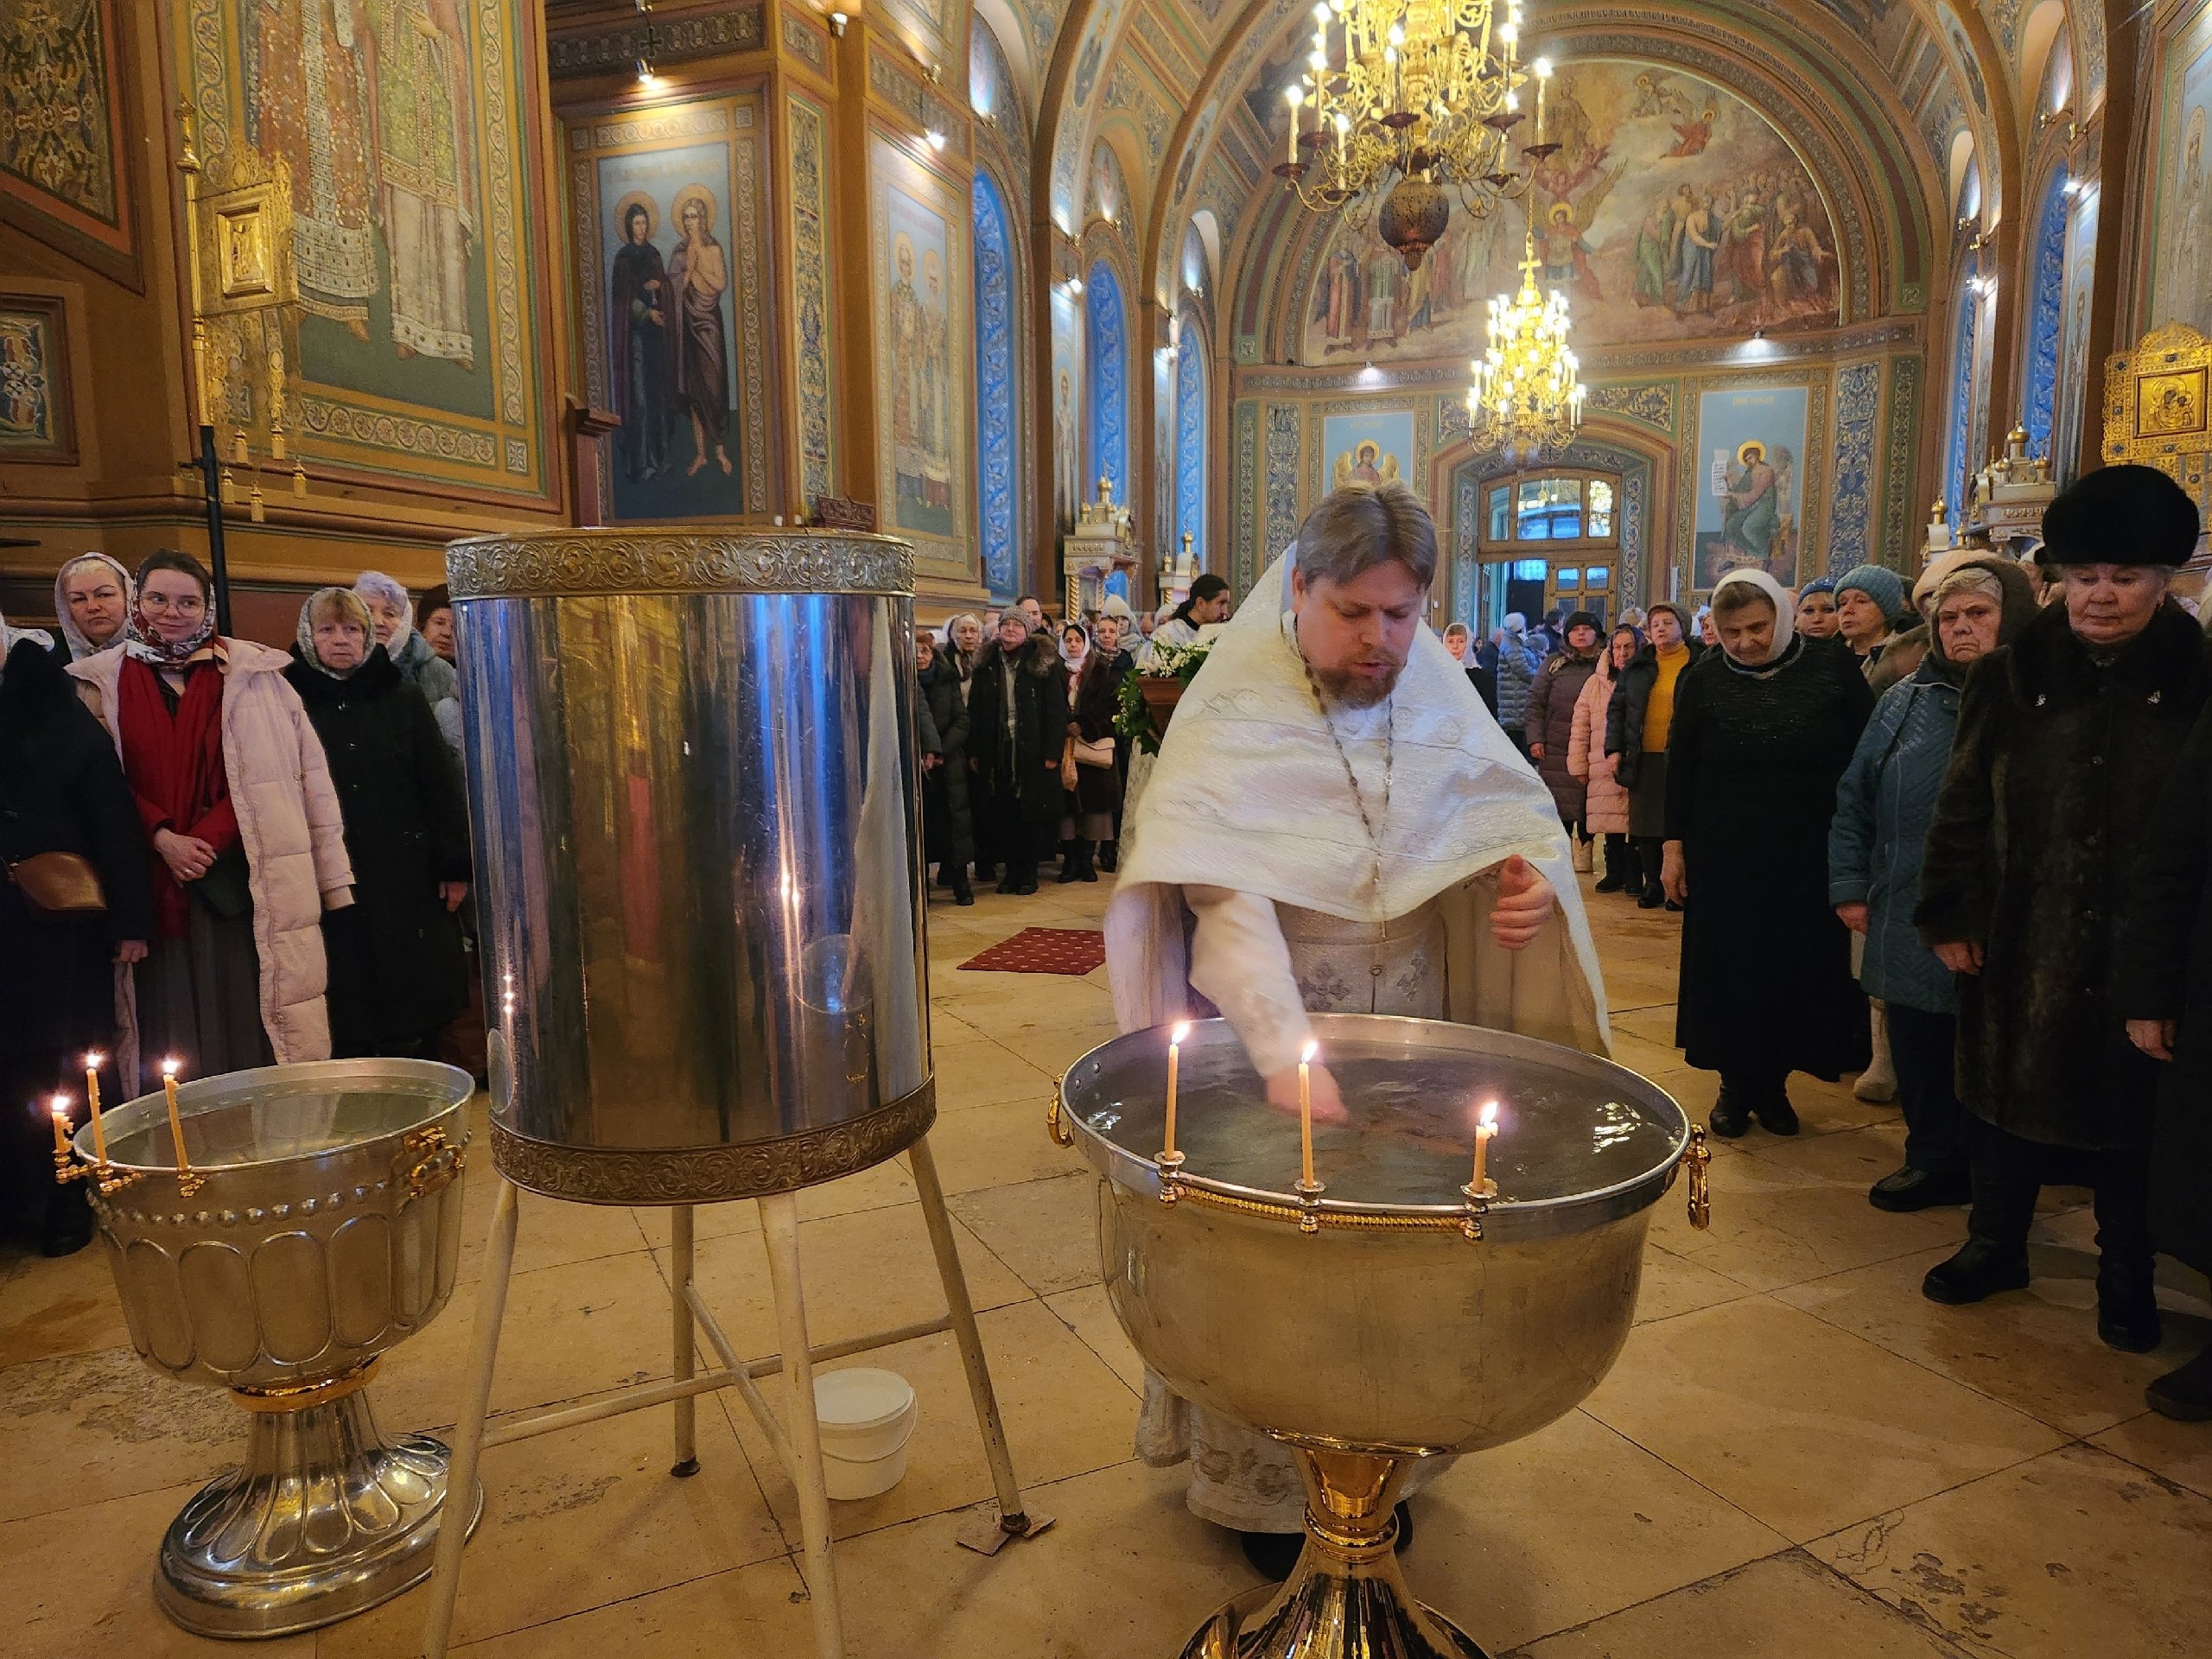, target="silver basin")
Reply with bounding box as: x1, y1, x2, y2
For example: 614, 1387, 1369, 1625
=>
1053, 1014, 1699, 1658
76, 1058, 479, 1637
